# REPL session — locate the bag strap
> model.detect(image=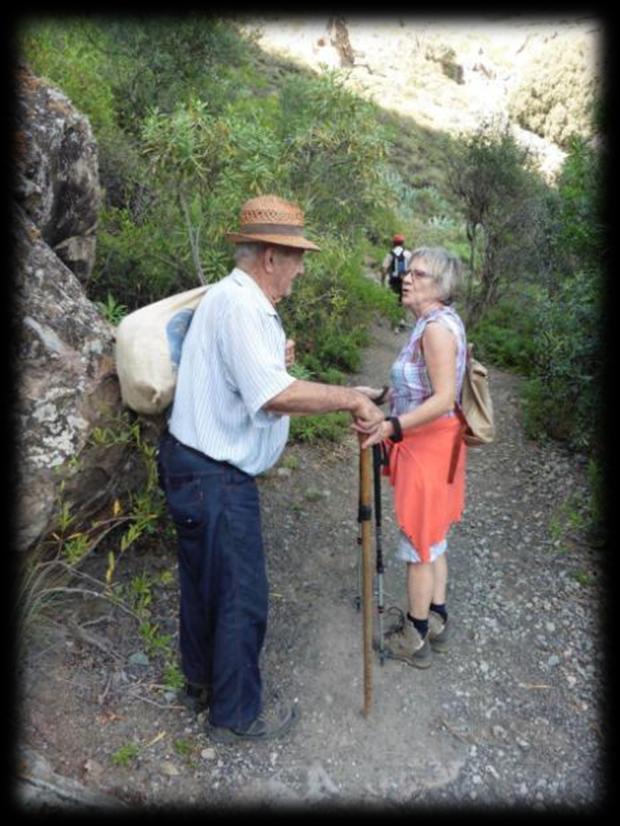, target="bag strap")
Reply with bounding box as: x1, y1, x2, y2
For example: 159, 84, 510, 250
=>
453, 402, 468, 429
448, 404, 468, 484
